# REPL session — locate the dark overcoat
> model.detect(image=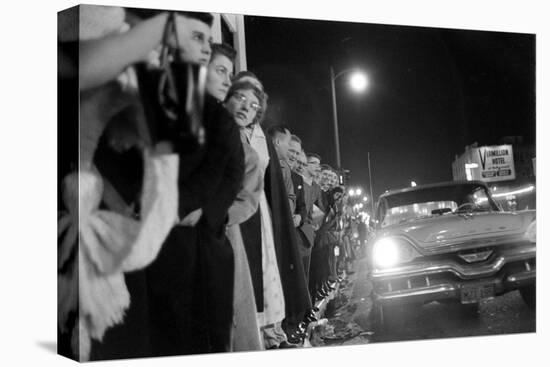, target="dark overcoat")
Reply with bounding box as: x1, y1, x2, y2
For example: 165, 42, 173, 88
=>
263, 134, 311, 320
145, 95, 244, 356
